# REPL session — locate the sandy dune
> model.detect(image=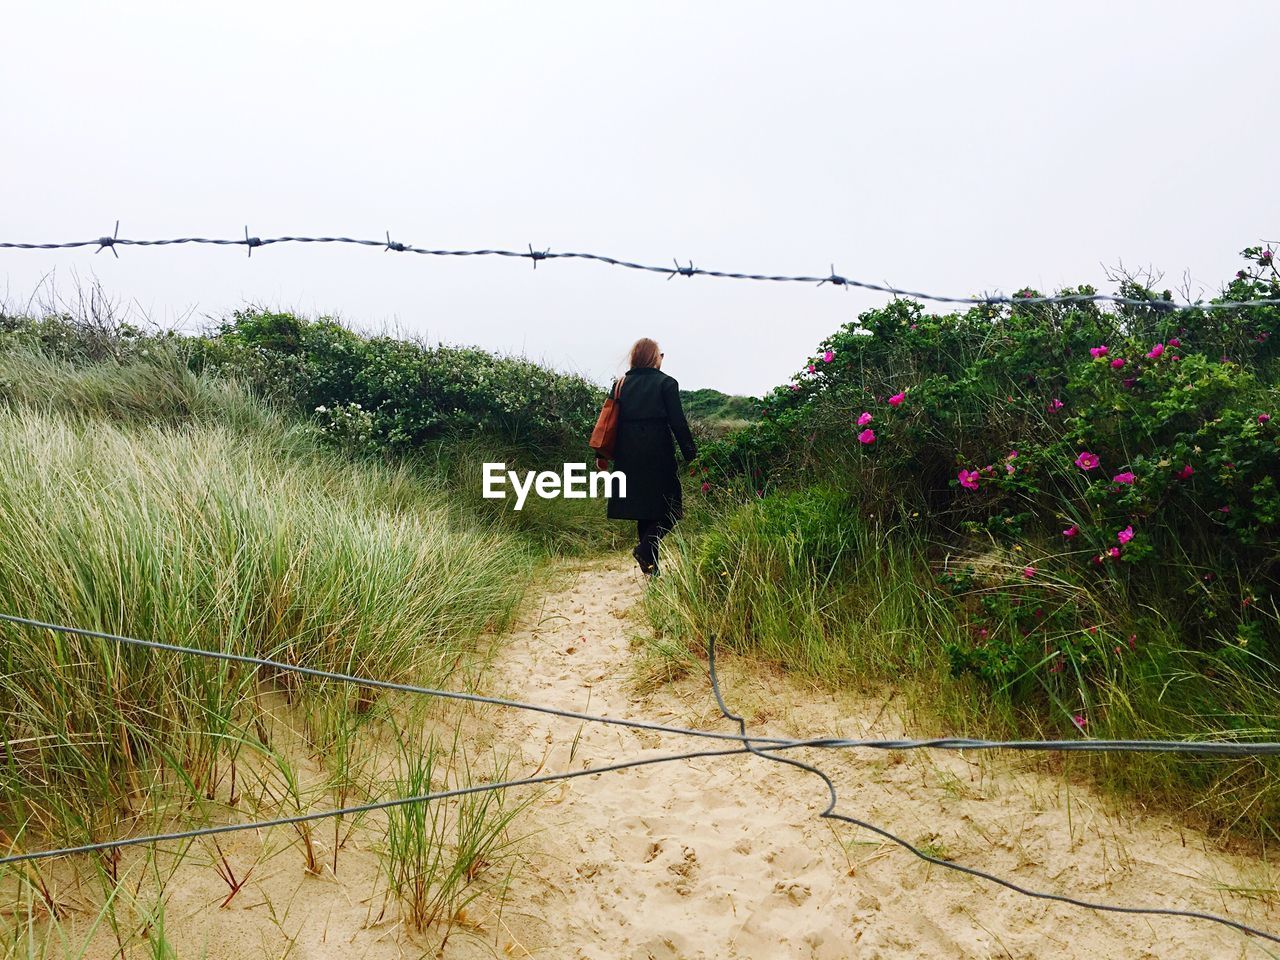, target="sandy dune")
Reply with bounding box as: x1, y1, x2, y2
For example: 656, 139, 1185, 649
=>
488, 557, 1279, 960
